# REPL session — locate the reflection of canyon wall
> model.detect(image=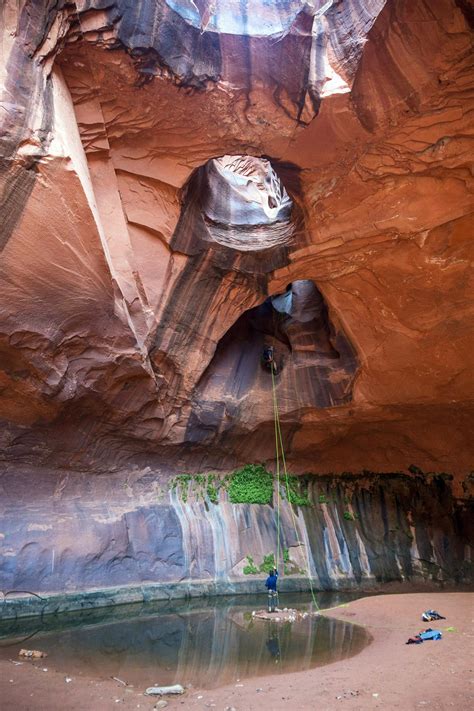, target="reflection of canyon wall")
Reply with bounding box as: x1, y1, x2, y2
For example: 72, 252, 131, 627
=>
0, 600, 369, 688
0, 0, 473, 475
1, 469, 472, 599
